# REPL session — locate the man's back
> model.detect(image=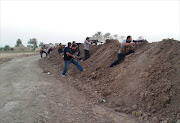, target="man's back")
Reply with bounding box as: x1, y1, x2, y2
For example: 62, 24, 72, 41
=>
64, 47, 72, 60
84, 40, 91, 51
72, 44, 77, 53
